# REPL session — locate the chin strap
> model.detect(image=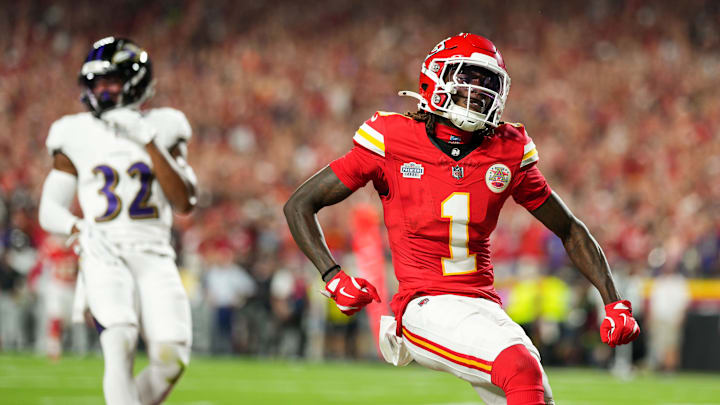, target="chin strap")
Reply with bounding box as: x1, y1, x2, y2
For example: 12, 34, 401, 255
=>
399, 90, 499, 131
